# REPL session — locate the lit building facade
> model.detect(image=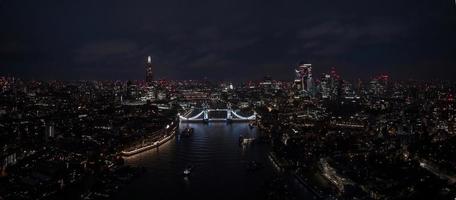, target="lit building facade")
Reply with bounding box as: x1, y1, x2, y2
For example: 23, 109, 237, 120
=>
294, 63, 313, 95
145, 56, 154, 84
